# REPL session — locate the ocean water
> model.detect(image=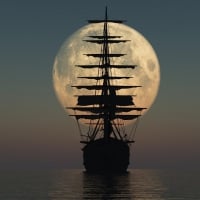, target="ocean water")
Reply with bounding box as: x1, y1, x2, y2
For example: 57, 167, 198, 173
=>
0, 169, 199, 199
